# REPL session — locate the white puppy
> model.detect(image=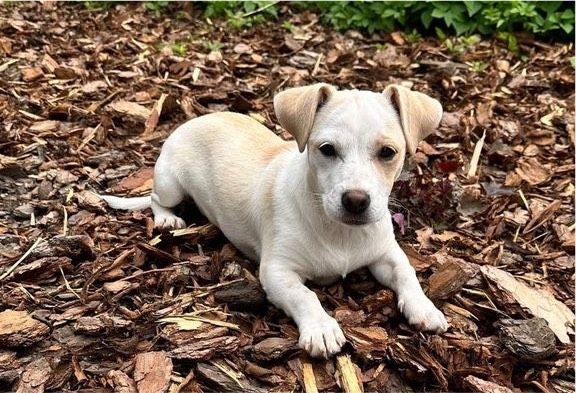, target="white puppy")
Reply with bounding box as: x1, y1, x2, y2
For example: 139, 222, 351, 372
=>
101, 84, 448, 357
